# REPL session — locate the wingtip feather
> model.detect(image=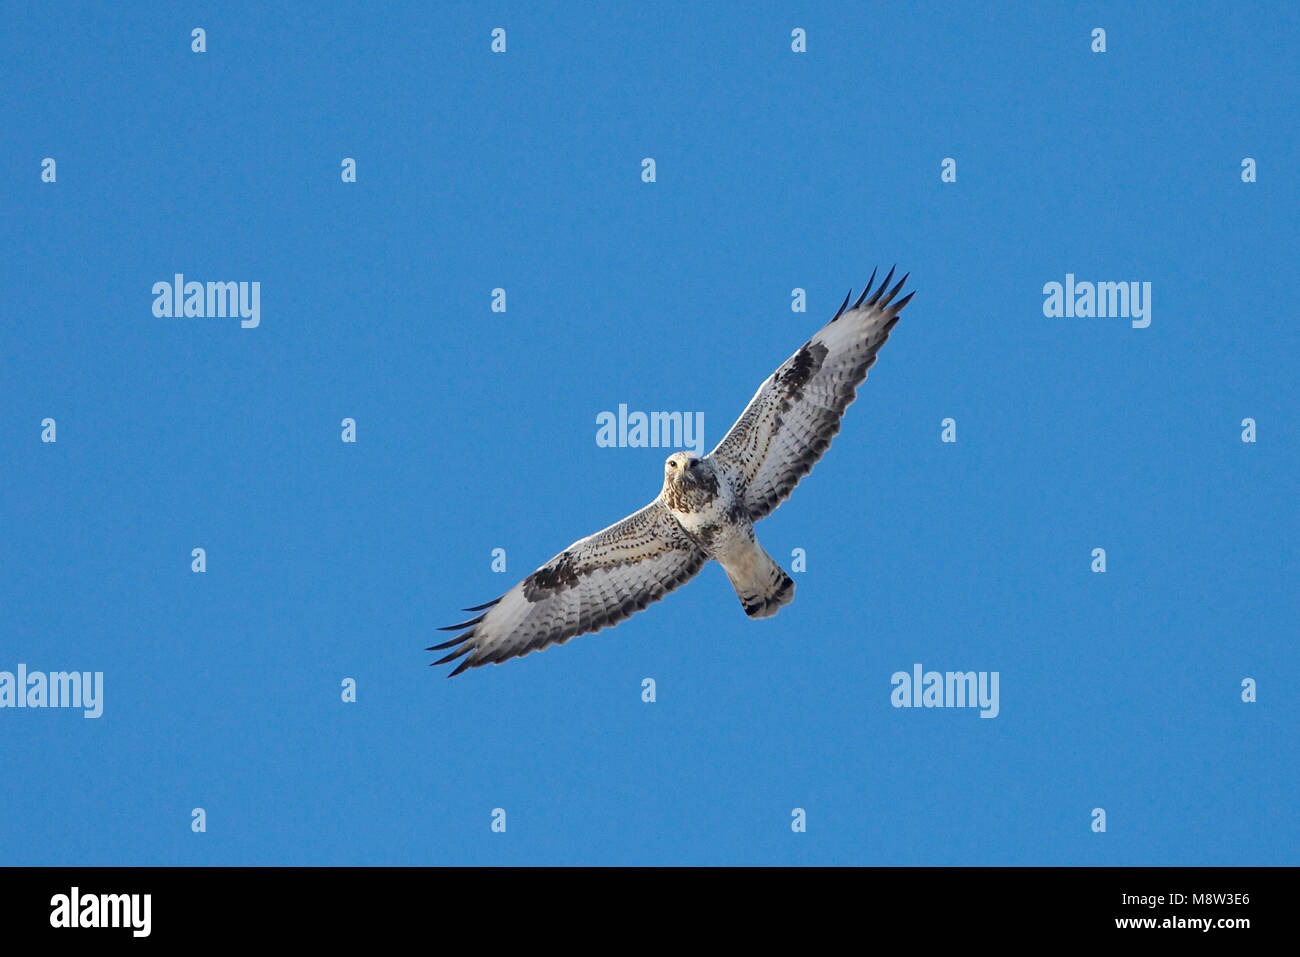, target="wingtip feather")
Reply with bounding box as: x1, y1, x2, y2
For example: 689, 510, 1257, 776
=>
878, 272, 909, 309
866, 265, 896, 306
434, 645, 473, 667
831, 288, 853, 321
851, 267, 878, 310
429, 630, 474, 651
437, 612, 486, 632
